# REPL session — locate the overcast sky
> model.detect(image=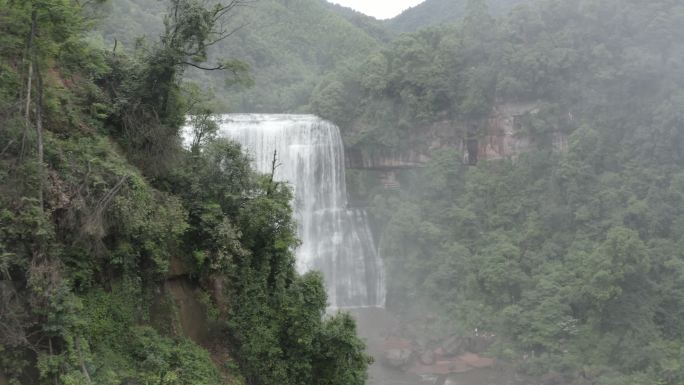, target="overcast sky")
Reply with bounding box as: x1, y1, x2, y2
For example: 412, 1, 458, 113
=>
327, 0, 425, 19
